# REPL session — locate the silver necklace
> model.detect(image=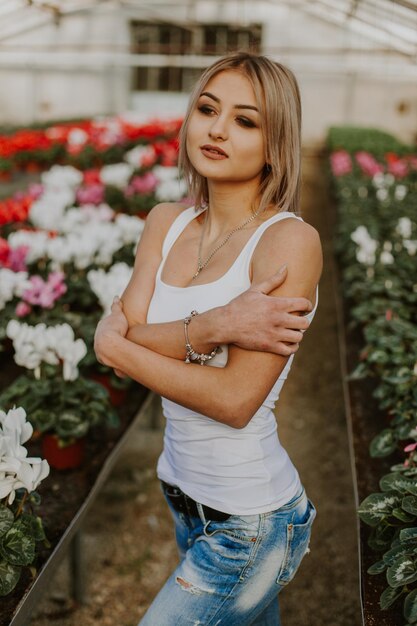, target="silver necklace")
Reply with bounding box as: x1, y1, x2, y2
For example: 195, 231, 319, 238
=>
192, 205, 264, 280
